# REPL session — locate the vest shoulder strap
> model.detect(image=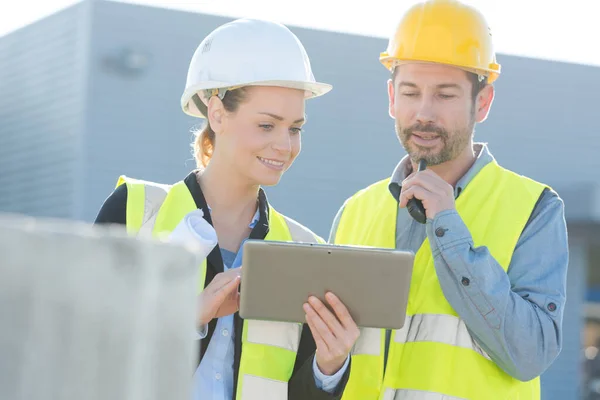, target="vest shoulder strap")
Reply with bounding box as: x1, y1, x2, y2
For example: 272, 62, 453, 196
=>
117, 175, 325, 245
343, 178, 390, 213
268, 207, 324, 244
281, 214, 325, 244
335, 178, 393, 246
116, 175, 173, 236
